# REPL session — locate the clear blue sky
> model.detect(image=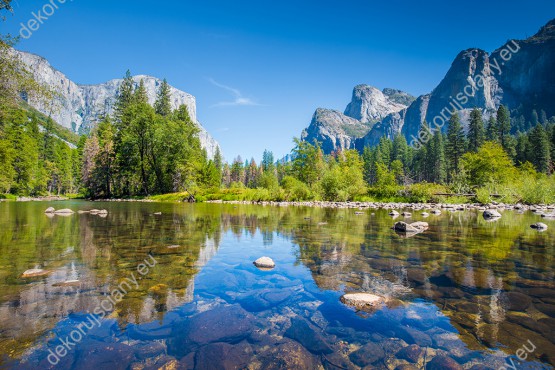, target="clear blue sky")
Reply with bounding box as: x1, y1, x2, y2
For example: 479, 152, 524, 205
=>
2, 0, 554, 161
